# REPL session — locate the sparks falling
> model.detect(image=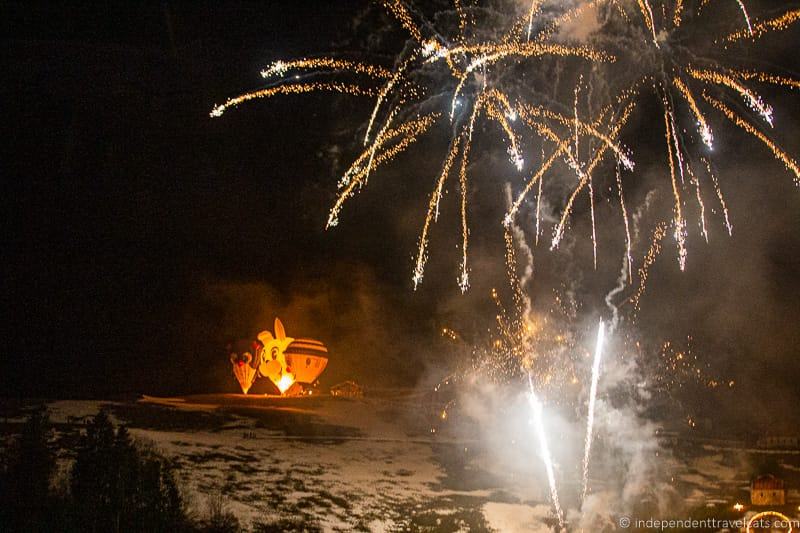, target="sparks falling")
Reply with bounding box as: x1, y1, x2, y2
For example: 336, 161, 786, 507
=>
211, 0, 800, 300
